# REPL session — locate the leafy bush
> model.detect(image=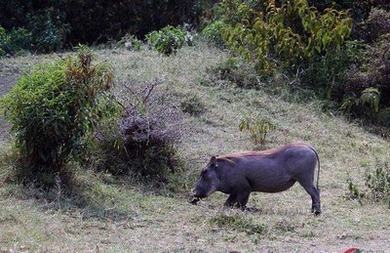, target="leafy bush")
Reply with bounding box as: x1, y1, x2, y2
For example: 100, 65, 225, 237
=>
0, 26, 32, 56
0, 47, 113, 185
201, 20, 226, 47
341, 87, 381, 118
220, 0, 352, 75
27, 12, 65, 53
146, 26, 186, 55
239, 115, 276, 146
366, 162, 390, 207
346, 161, 390, 208
302, 40, 365, 99
342, 32, 390, 123
119, 34, 142, 51
0, 0, 204, 47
